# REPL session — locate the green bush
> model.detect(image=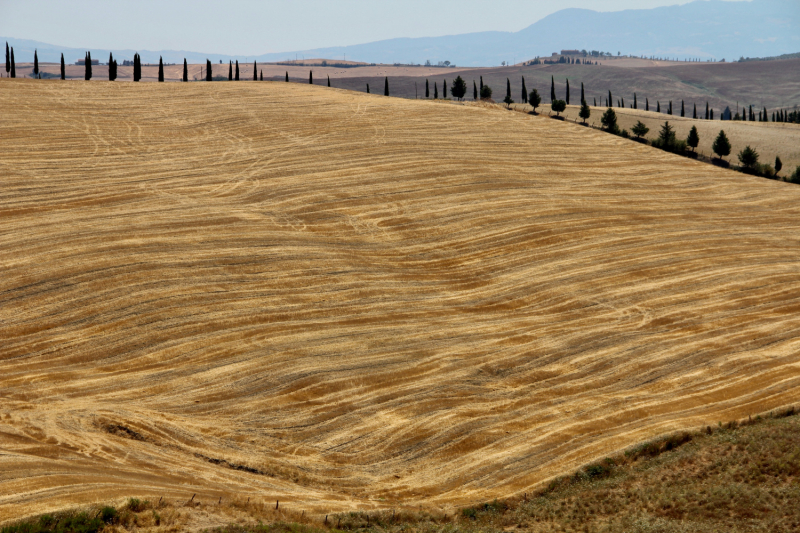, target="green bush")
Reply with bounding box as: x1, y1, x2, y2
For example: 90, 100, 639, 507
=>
126, 498, 149, 512
791, 166, 800, 184
1, 512, 106, 533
